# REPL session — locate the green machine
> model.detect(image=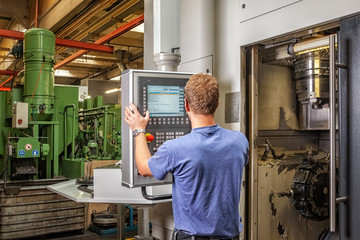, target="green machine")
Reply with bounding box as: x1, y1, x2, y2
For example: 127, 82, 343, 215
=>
0, 28, 121, 180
